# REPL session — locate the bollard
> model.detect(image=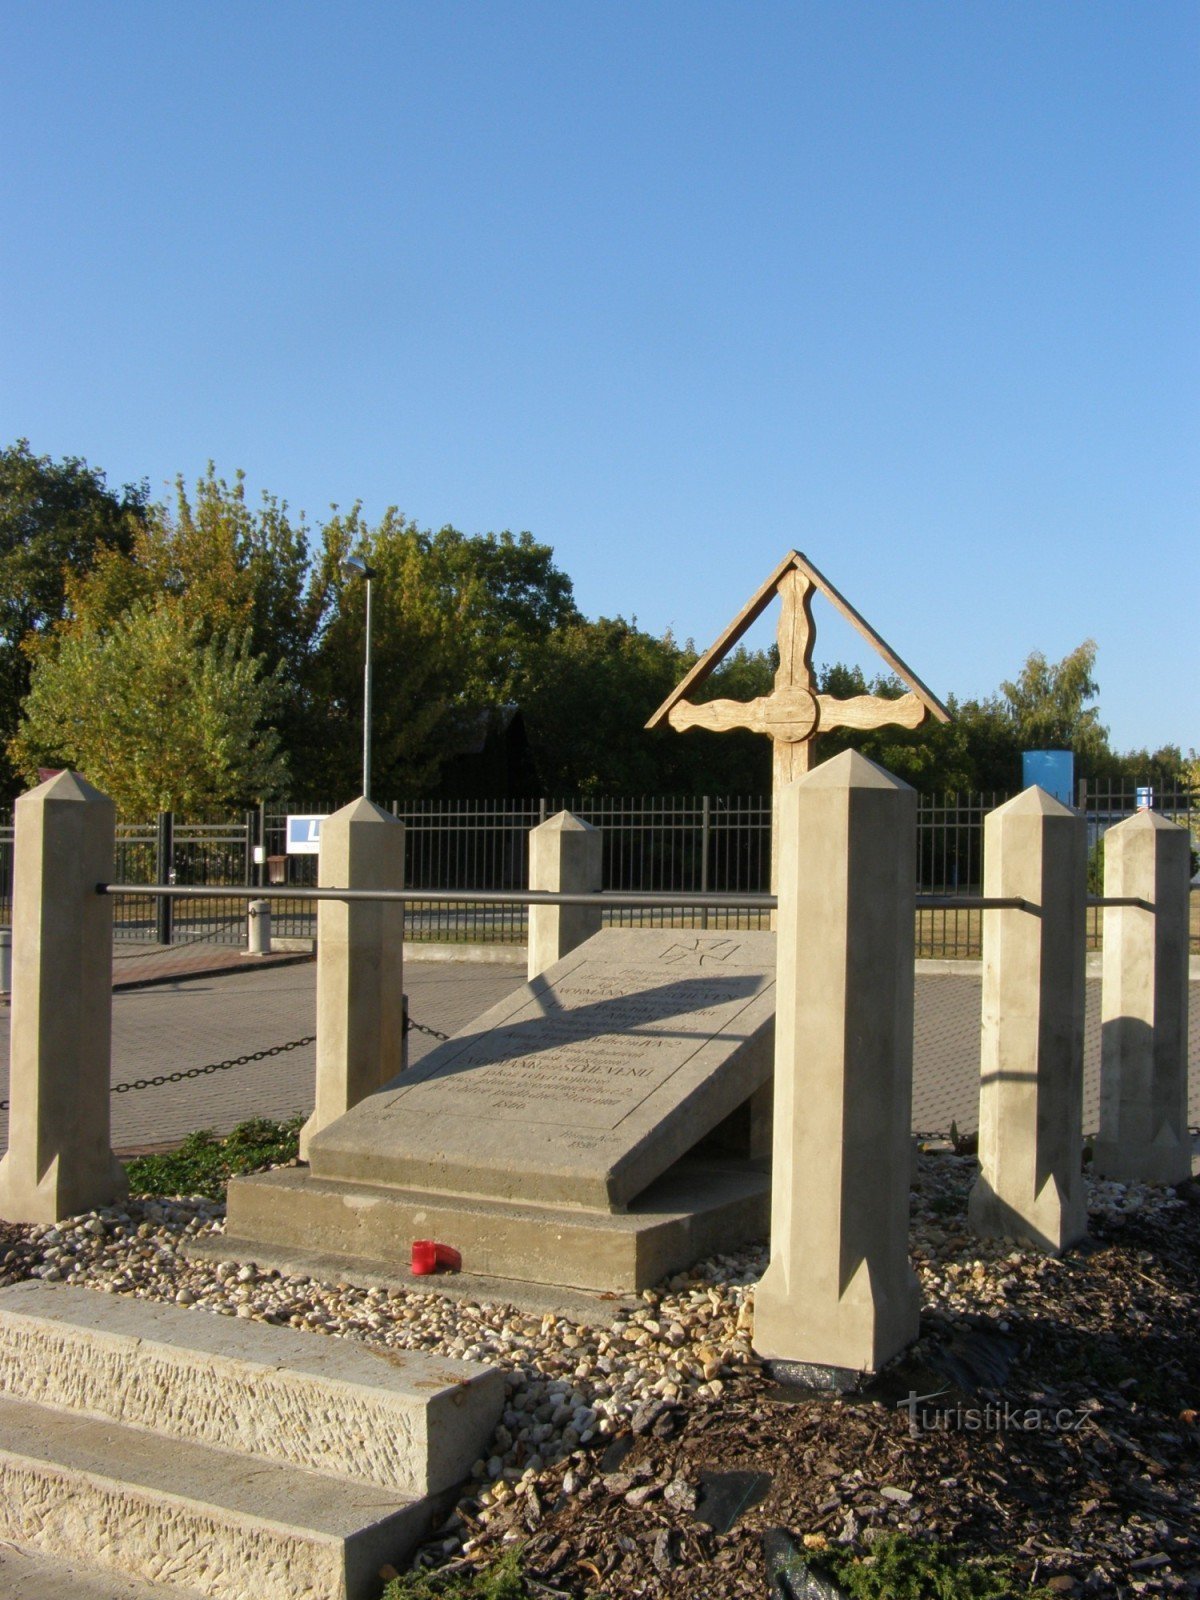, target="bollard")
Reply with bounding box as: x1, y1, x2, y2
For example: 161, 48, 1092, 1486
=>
0, 772, 126, 1222
753, 751, 920, 1377
1093, 811, 1192, 1184
299, 798, 406, 1162
247, 898, 272, 956
967, 787, 1087, 1253
527, 812, 602, 982
0, 927, 10, 995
